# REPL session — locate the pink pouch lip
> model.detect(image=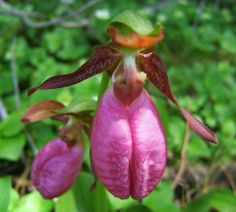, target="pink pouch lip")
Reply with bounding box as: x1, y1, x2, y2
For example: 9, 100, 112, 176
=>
31, 138, 84, 199
91, 88, 167, 199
